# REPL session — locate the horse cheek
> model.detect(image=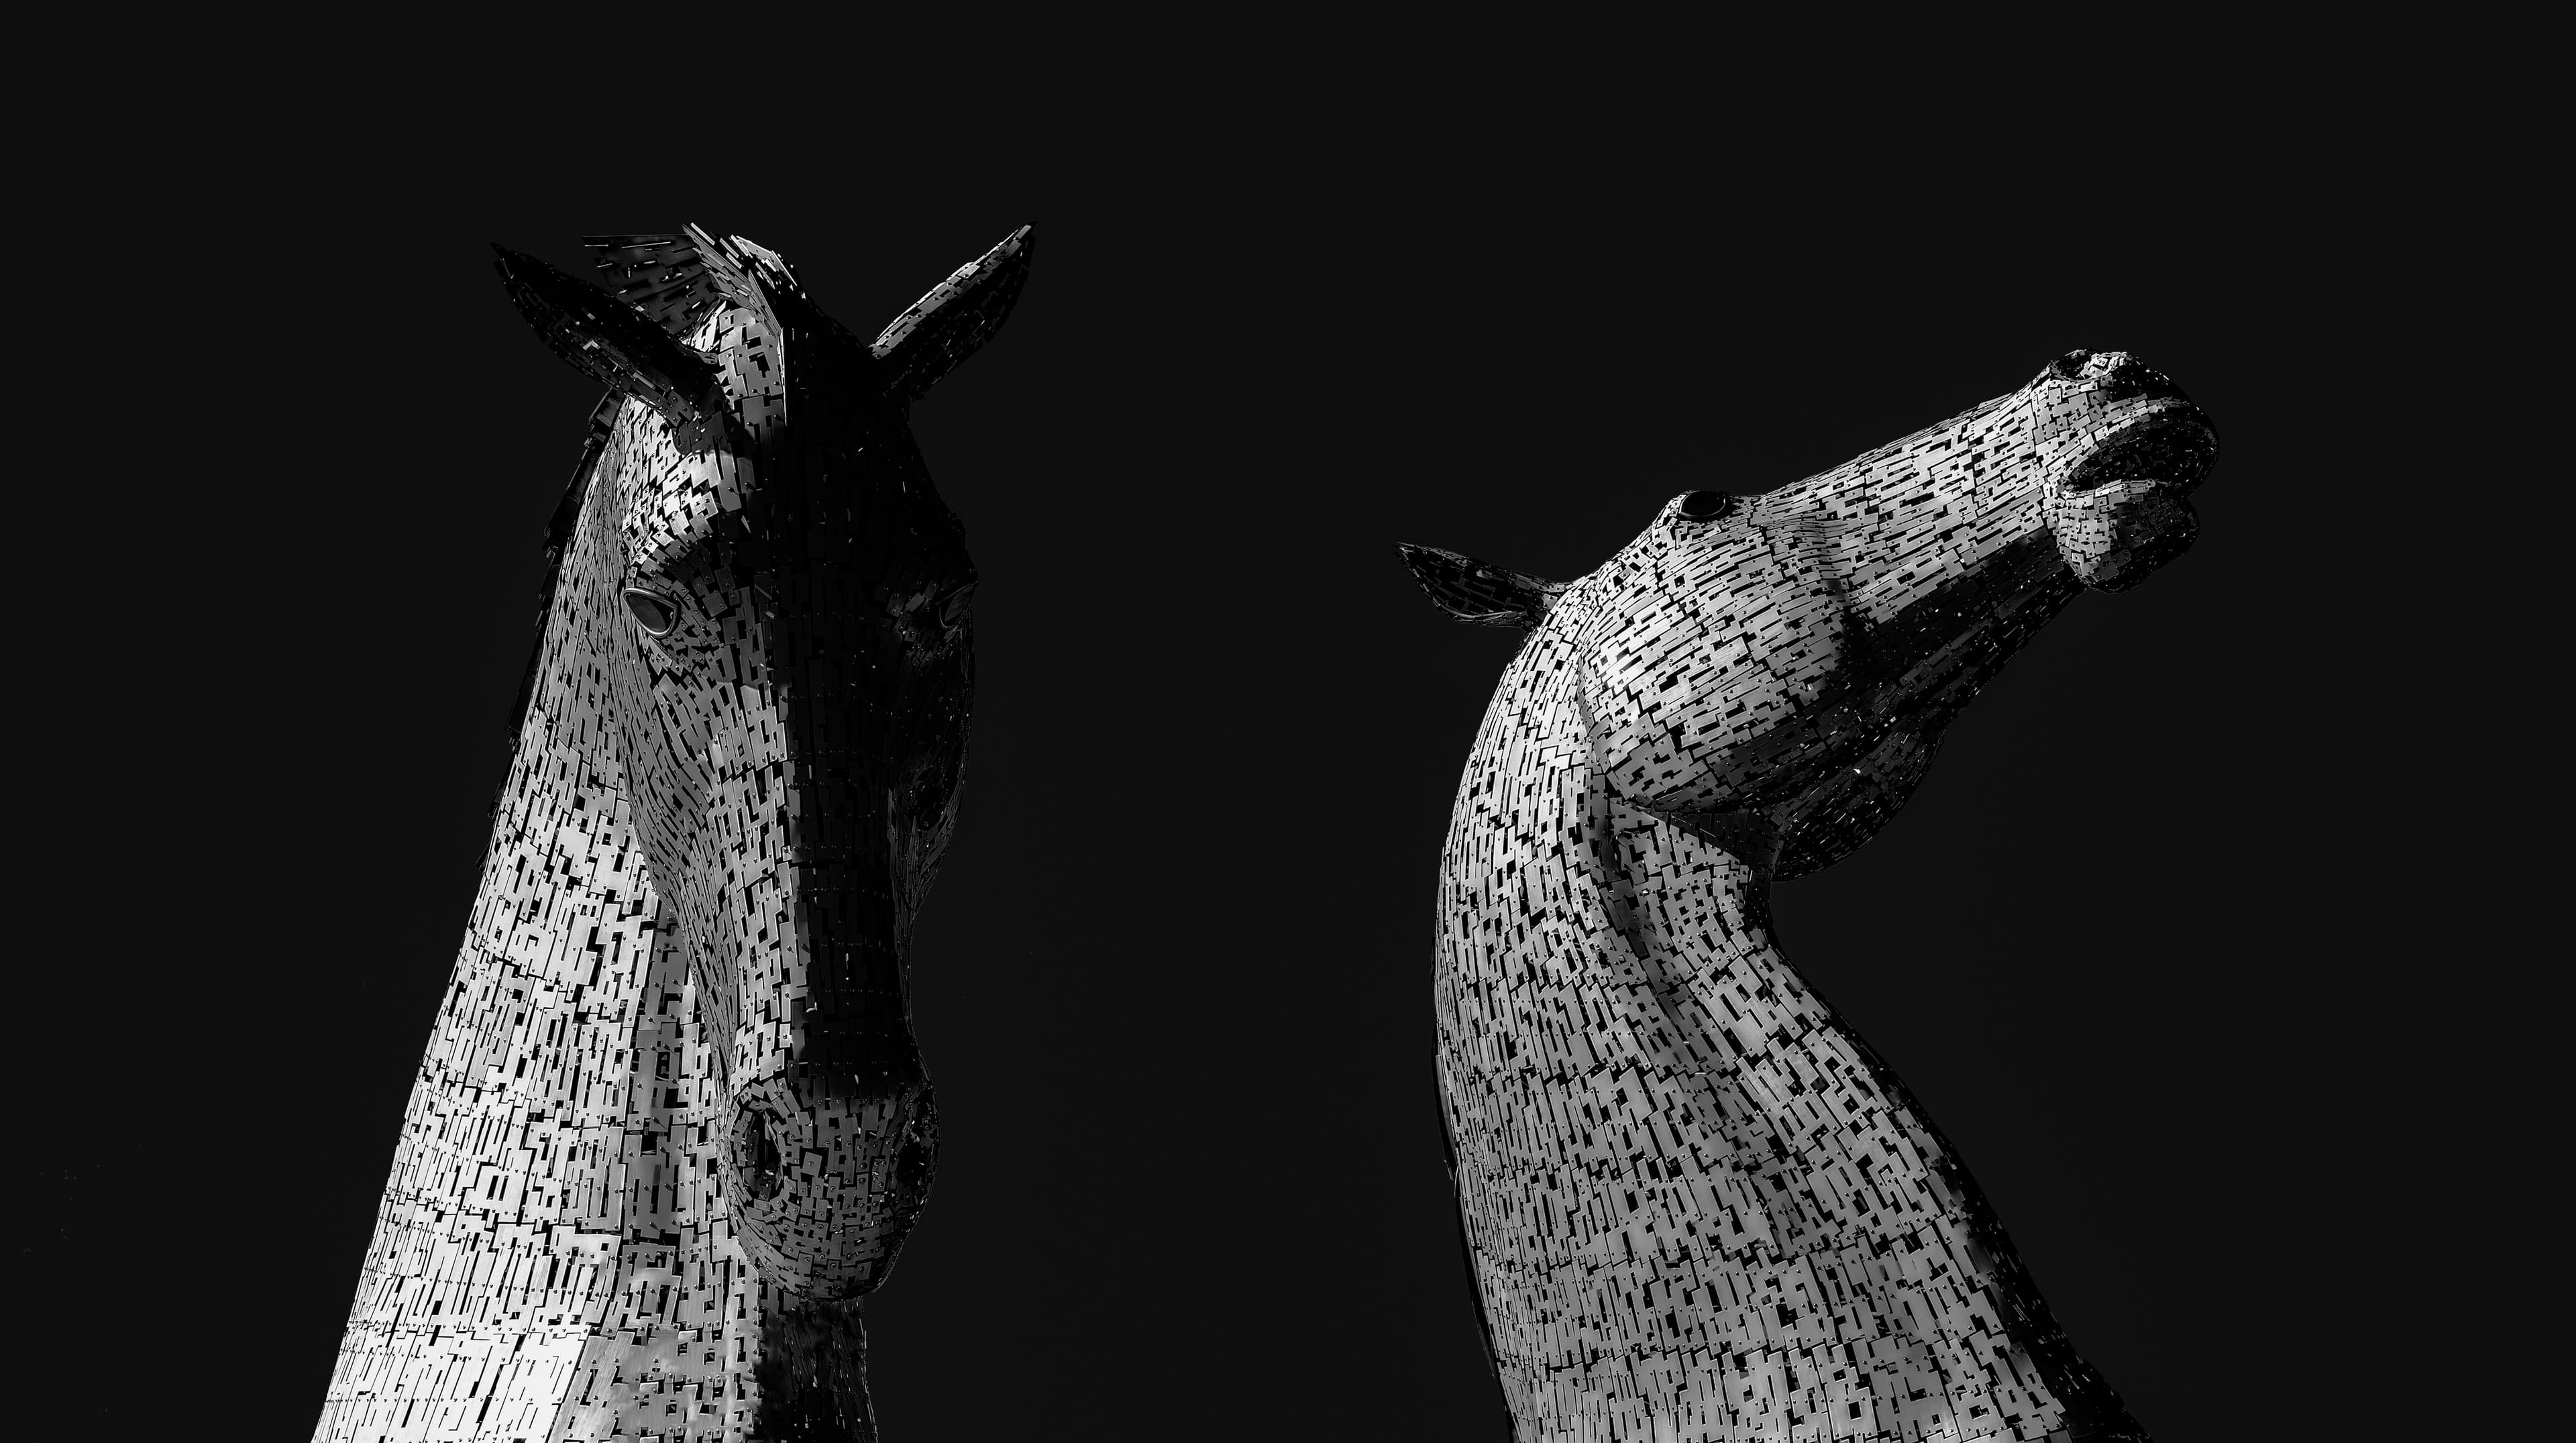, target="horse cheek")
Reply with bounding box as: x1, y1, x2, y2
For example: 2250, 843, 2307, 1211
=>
1589, 599, 1834, 814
